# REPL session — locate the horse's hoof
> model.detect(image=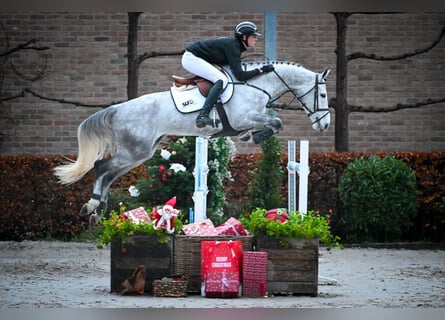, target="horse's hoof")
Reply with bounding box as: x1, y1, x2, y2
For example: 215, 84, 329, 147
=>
272, 118, 282, 130
96, 201, 108, 216
253, 128, 274, 144
89, 214, 101, 228
80, 203, 91, 216
238, 131, 252, 141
